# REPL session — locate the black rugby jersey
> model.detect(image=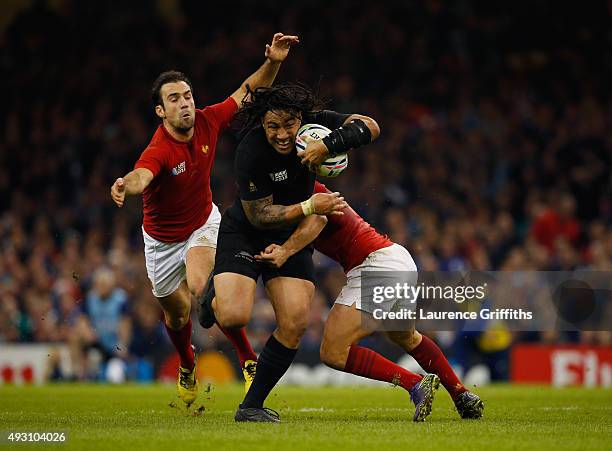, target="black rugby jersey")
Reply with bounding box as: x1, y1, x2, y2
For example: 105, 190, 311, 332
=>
226, 110, 349, 239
